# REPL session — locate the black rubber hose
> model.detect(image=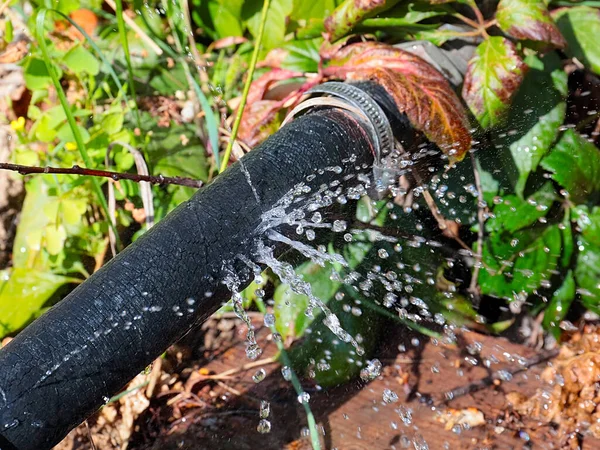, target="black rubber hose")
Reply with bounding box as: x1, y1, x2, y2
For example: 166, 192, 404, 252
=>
0, 107, 377, 450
